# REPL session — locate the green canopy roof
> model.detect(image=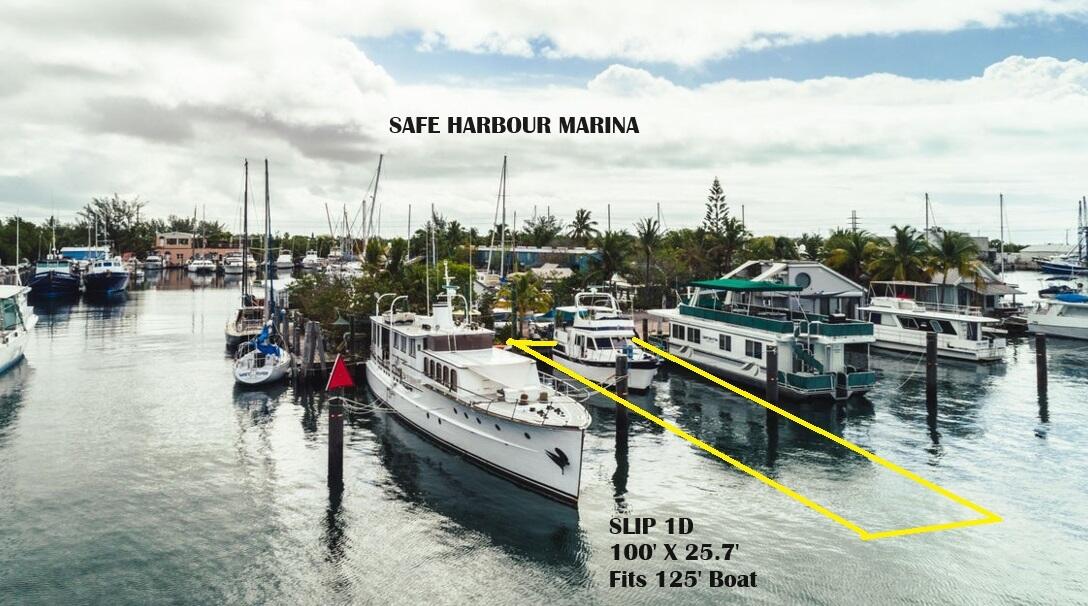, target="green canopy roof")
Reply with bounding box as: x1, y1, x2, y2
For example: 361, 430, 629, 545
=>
691, 278, 802, 293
